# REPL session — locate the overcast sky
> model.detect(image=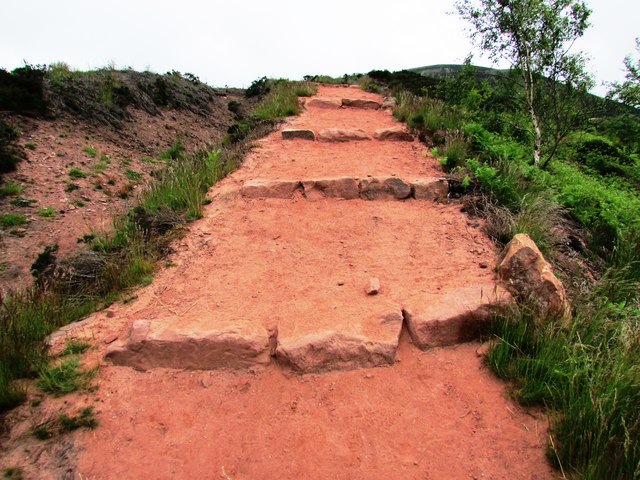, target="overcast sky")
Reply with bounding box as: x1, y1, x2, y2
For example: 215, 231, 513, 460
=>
1, 0, 638, 96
